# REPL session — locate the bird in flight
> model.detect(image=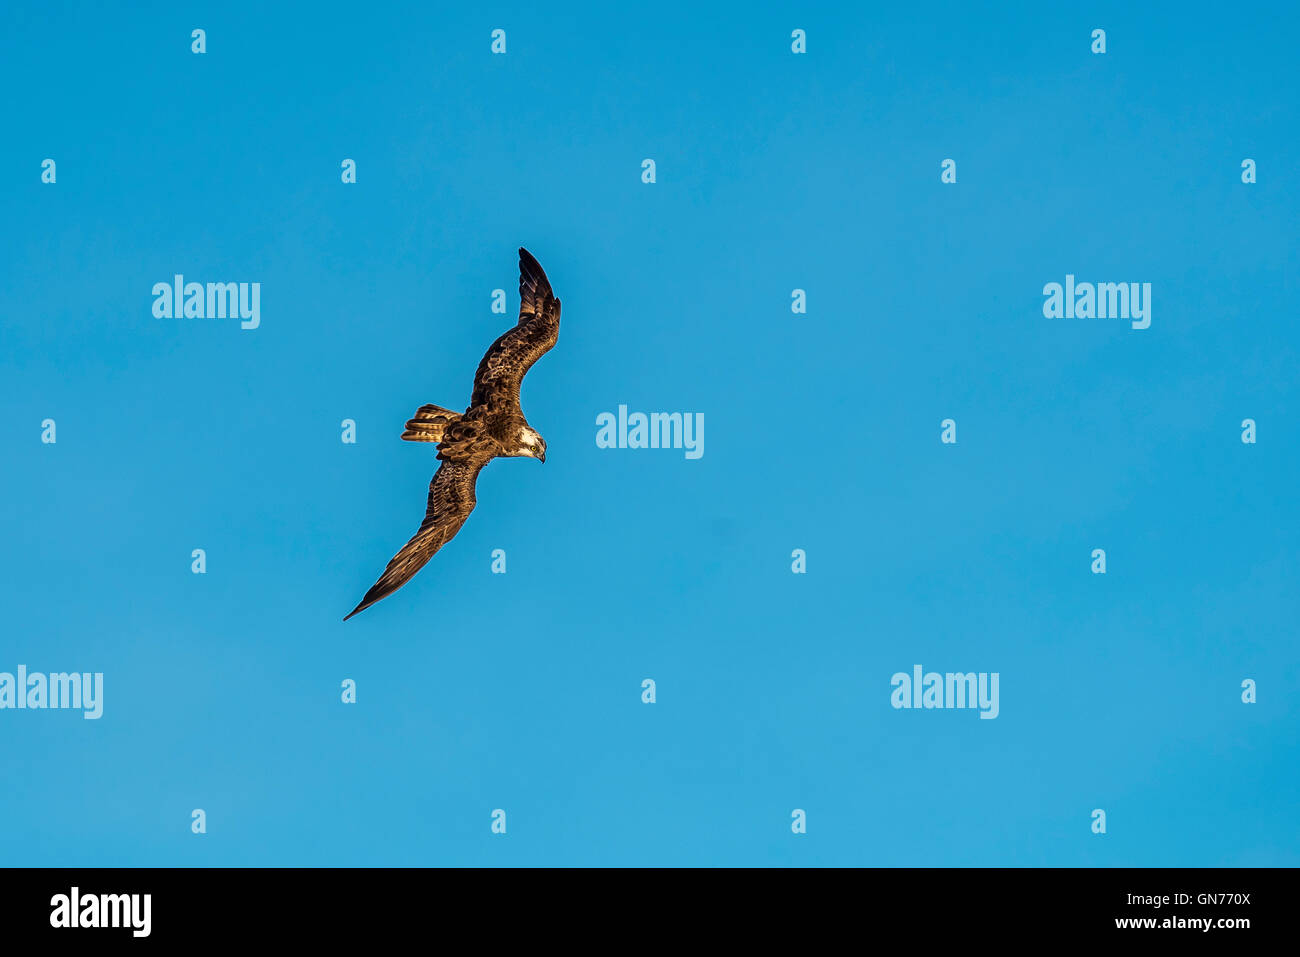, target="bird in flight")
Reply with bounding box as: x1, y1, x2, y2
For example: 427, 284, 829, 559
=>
345, 247, 560, 620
